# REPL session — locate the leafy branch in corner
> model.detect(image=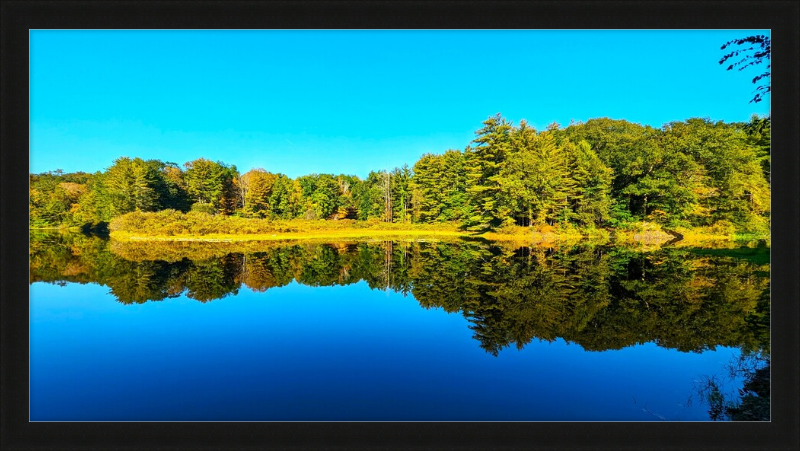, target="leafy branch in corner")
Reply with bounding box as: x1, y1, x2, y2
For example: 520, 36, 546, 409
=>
719, 35, 770, 103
